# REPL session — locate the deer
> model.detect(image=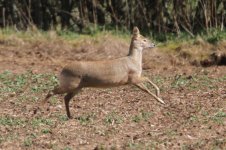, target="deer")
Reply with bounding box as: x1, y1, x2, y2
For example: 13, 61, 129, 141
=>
42, 27, 165, 119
